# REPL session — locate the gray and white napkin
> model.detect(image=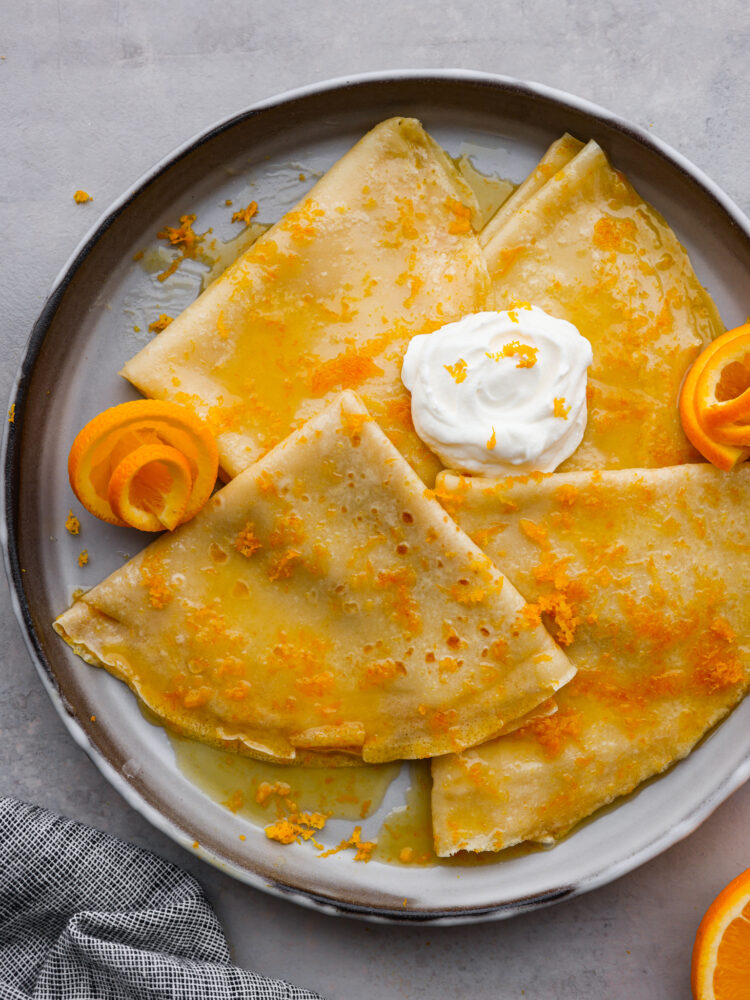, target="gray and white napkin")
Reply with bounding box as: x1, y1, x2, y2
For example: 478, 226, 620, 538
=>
0, 797, 324, 1000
